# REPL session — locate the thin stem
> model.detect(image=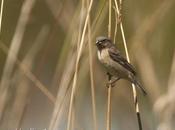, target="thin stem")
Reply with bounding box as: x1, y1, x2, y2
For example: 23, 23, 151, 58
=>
0, 0, 36, 120
8, 26, 49, 129
106, 0, 112, 130
113, 6, 118, 43
113, 0, 143, 130
66, 0, 94, 130
88, 11, 98, 130
108, 0, 112, 38
49, 1, 87, 129
91, 0, 107, 32
106, 83, 112, 130
0, 0, 4, 33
